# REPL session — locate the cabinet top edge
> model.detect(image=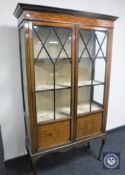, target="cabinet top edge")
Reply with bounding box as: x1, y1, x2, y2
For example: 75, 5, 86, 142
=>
14, 3, 118, 21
